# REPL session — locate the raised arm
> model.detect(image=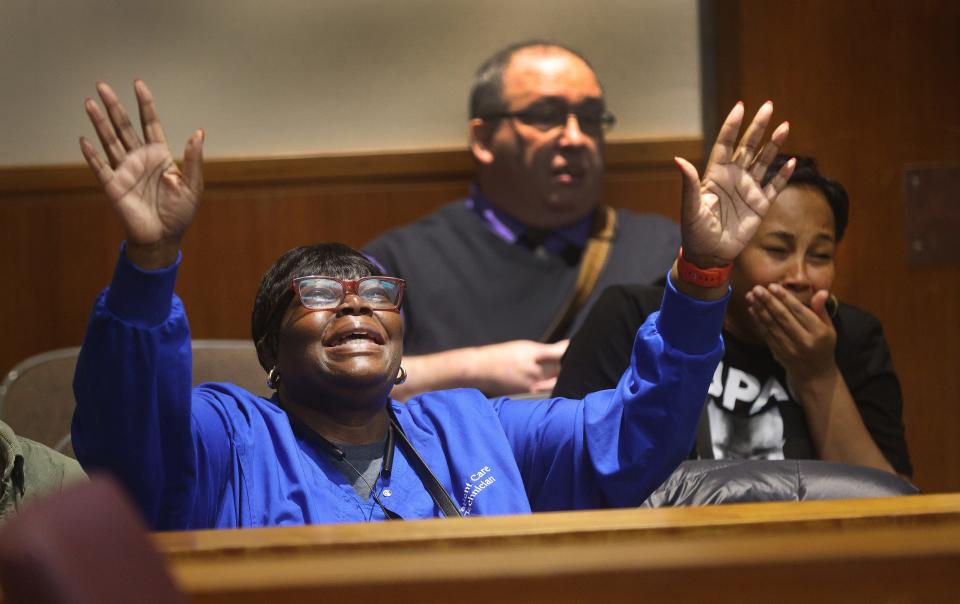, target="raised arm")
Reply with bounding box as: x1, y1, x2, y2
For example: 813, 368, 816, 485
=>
499, 103, 796, 510
72, 82, 223, 529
